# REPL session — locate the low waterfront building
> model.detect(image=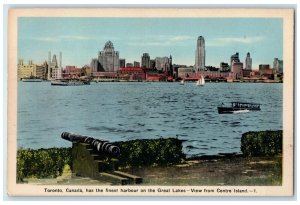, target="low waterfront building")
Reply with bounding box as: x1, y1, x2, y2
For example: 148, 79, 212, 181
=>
204, 66, 219, 72
197, 70, 230, 81
117, 67, 146, 81
146, 72, 167, 81
17, 59, 47, 80
231, 61, 243, 80
178, 67, 195, 79
250, 70, 261, 79
259, 64, 273, 79
126, 63, 134, 68
259, 64, 270, 70
63, 66, 82, 79
82, 65, 92, 77
220, 62, 230, 72
92, 71, 118, 81
134, 61, 140, 68
179, 66, 230, 81
173, 64, 187, 79
242, 69, 252, 78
